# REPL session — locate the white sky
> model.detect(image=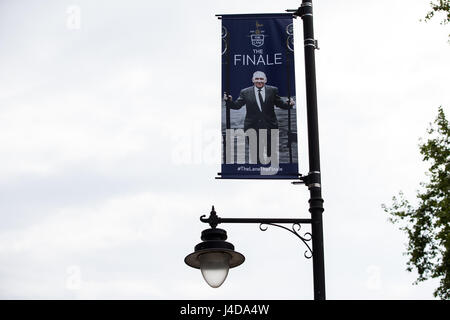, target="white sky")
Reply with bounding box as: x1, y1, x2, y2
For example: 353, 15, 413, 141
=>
0, 0, 448, 299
